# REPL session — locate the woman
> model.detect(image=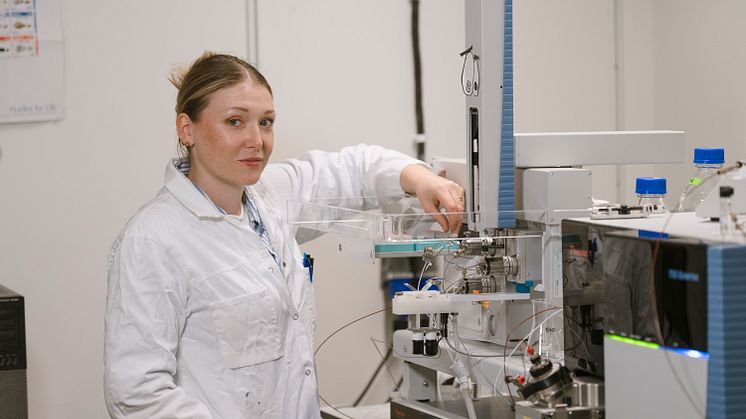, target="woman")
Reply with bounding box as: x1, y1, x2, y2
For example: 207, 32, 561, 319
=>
104, 52, 464, 419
